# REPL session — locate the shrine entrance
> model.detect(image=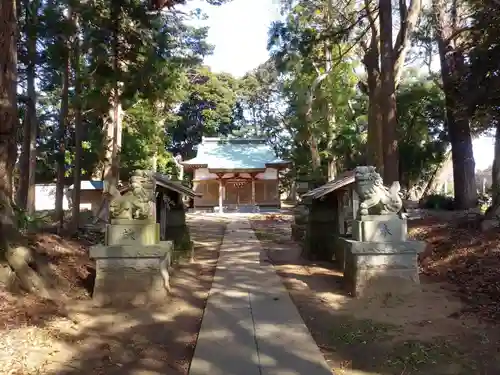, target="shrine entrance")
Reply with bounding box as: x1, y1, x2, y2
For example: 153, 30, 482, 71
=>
225, 179, 252, 206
